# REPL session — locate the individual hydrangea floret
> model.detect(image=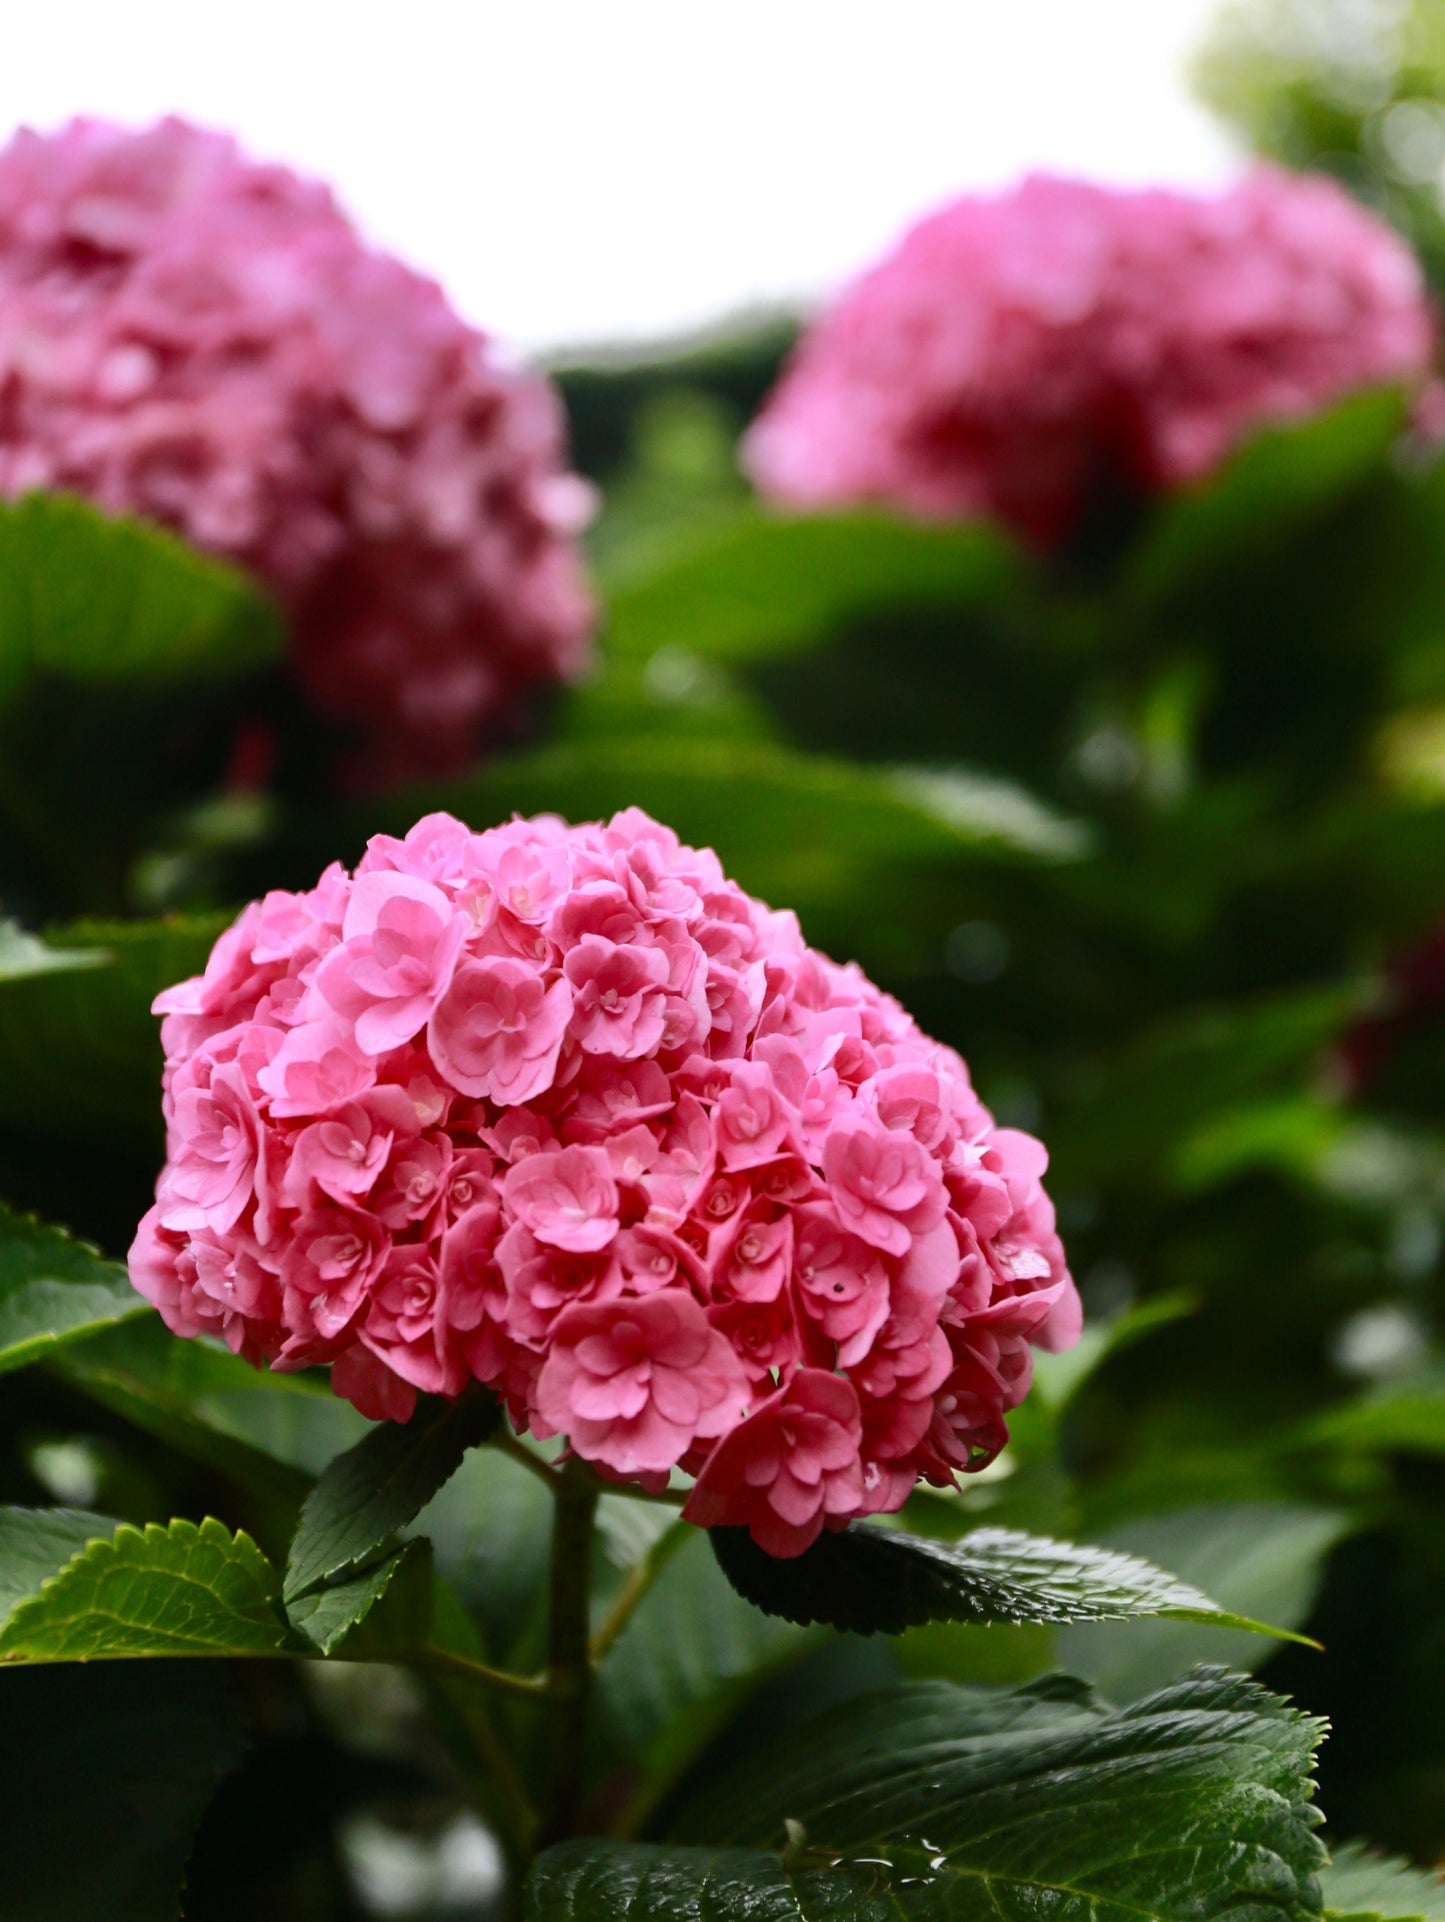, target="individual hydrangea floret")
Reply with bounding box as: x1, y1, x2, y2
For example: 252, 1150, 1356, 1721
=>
746, 168, 1436, 546
0, 118, 593, 782
131, 807, 1079, 1557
